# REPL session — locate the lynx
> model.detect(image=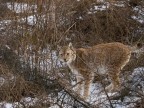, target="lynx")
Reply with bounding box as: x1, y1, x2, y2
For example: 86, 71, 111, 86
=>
58, 42, 142, 100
